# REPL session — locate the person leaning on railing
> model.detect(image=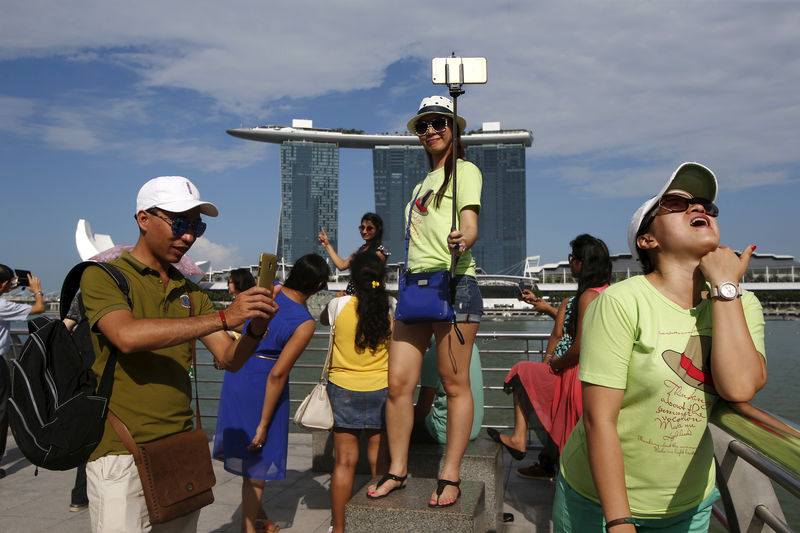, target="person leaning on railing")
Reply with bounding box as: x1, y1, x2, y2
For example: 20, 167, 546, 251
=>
553, 163, 767, 532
